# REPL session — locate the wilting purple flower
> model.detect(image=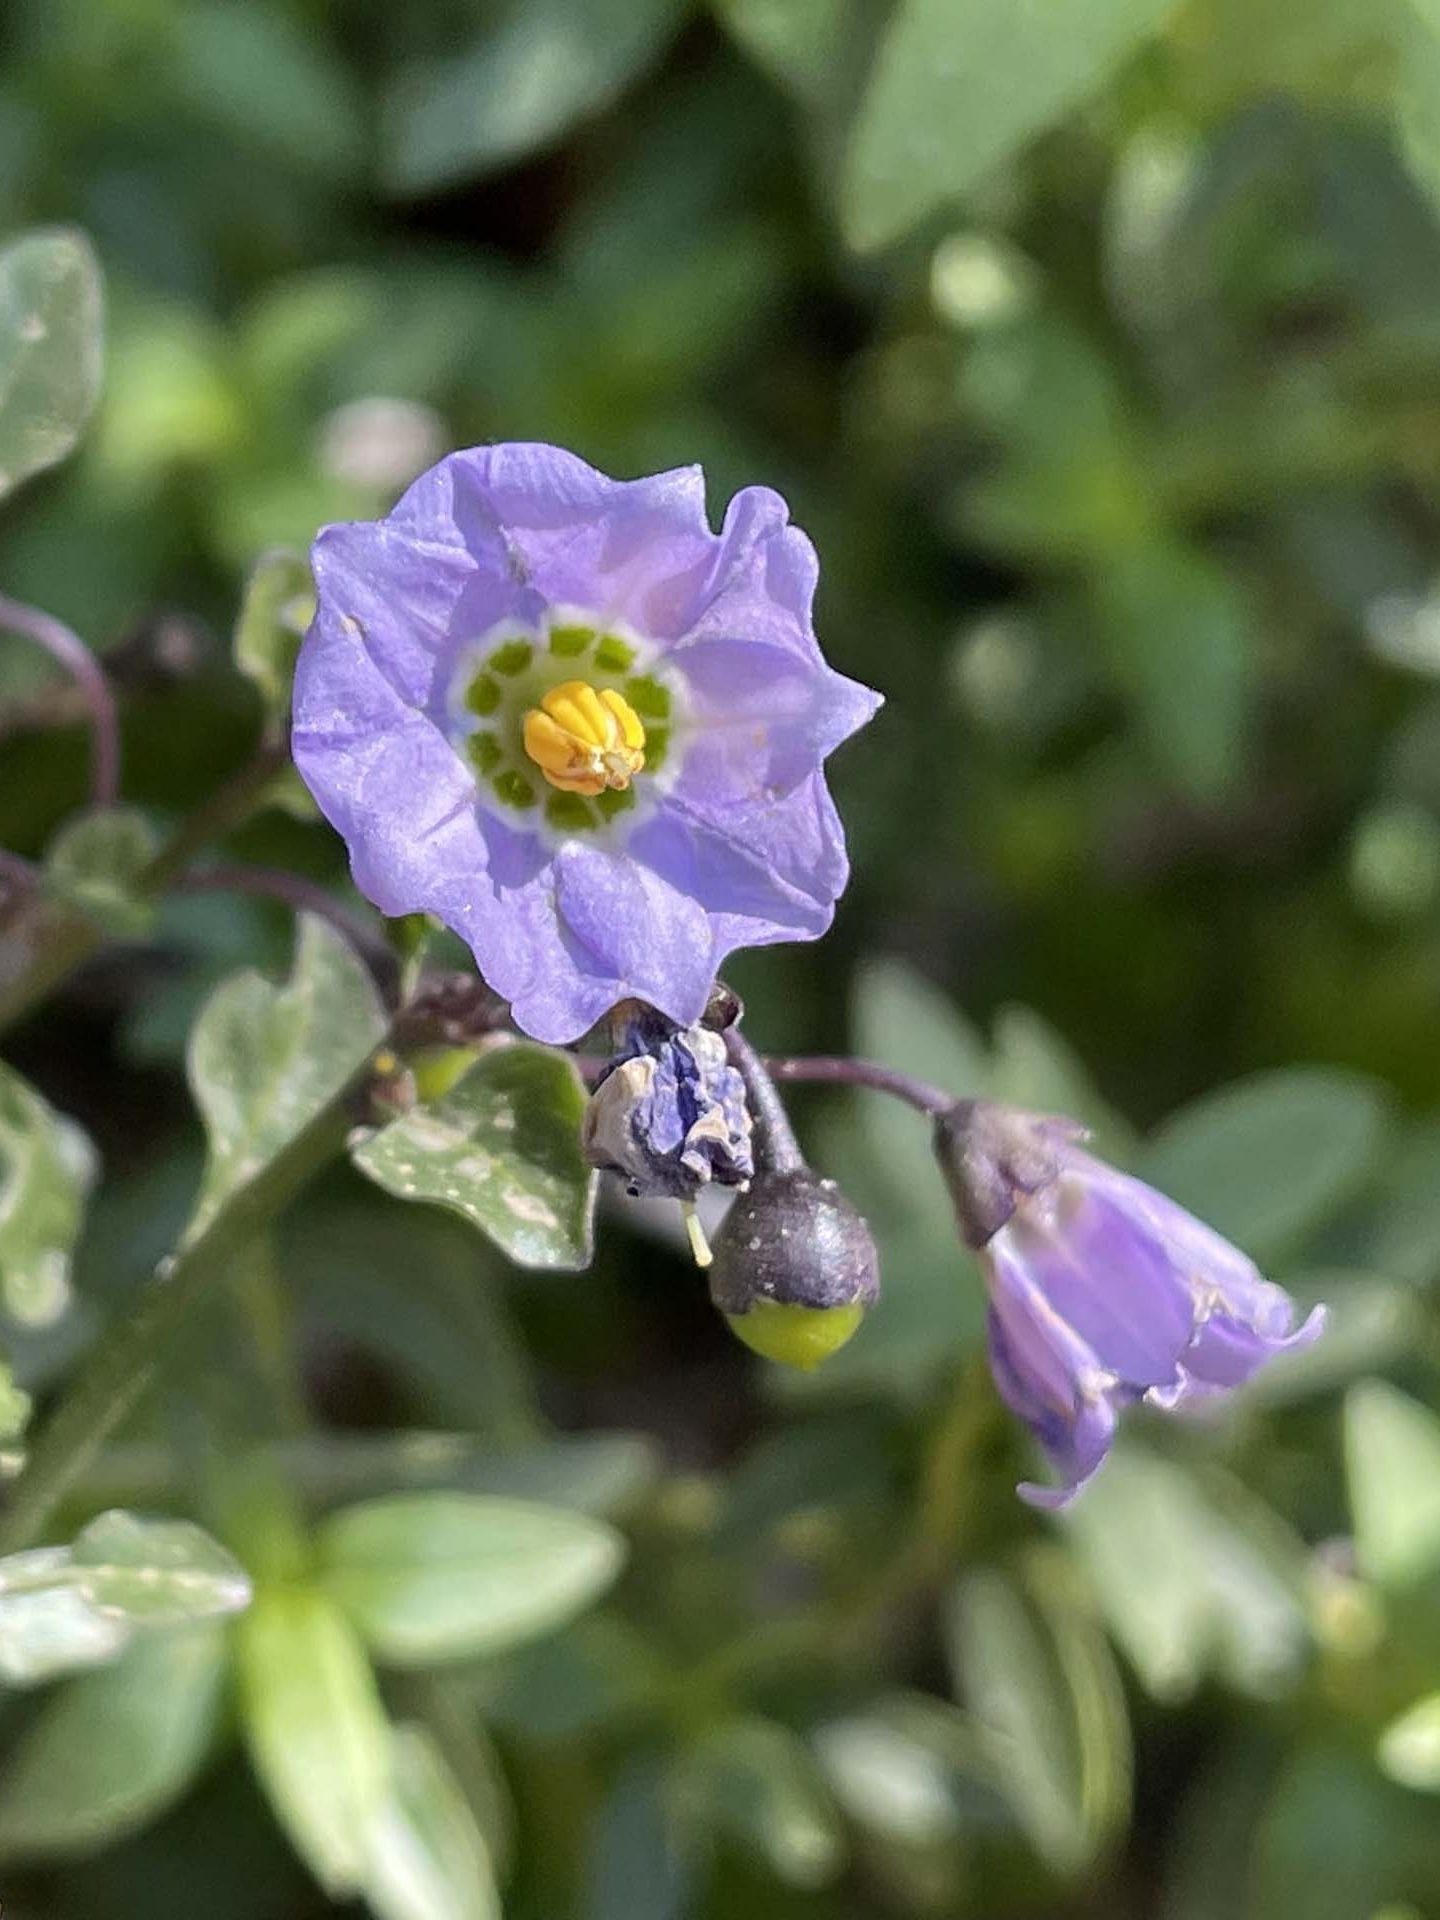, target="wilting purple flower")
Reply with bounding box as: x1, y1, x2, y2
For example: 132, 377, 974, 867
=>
291, 443, 881, 1043
934, 1103, 1326, 1509
582, 1004, 753, 1201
